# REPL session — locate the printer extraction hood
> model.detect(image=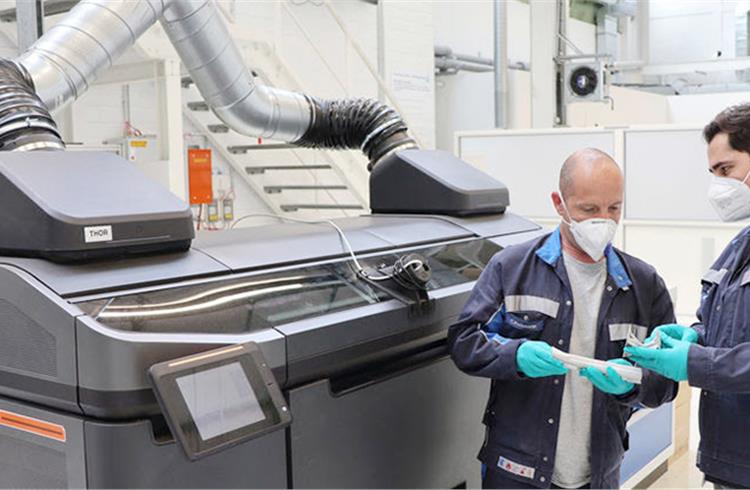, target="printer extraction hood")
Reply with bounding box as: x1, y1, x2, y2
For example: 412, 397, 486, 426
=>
0, 0, 509, 262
